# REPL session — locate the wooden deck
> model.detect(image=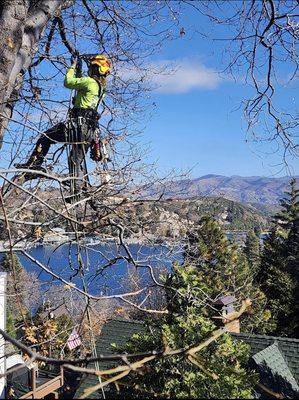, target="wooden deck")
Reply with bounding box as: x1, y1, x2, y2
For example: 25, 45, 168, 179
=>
20, 366, 64, 399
